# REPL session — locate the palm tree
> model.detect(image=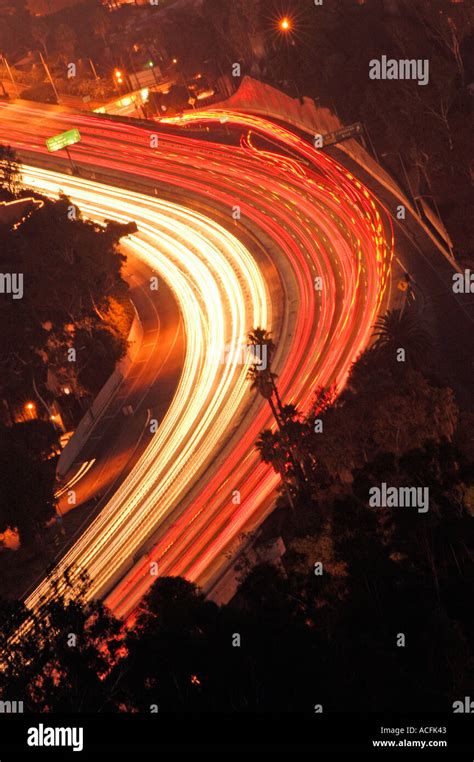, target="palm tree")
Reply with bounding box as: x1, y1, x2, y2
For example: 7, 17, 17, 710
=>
246, 327, 285, 415
247, 361, 282, 428
246, 327, 275, 362
246, 327, 281, 423
279, 404, 314, 493
256, 428, 297, 510
246, 328, 312, 507
247, 328, 299, 507
256, 428, 280, 463
373, 307, 432, 368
